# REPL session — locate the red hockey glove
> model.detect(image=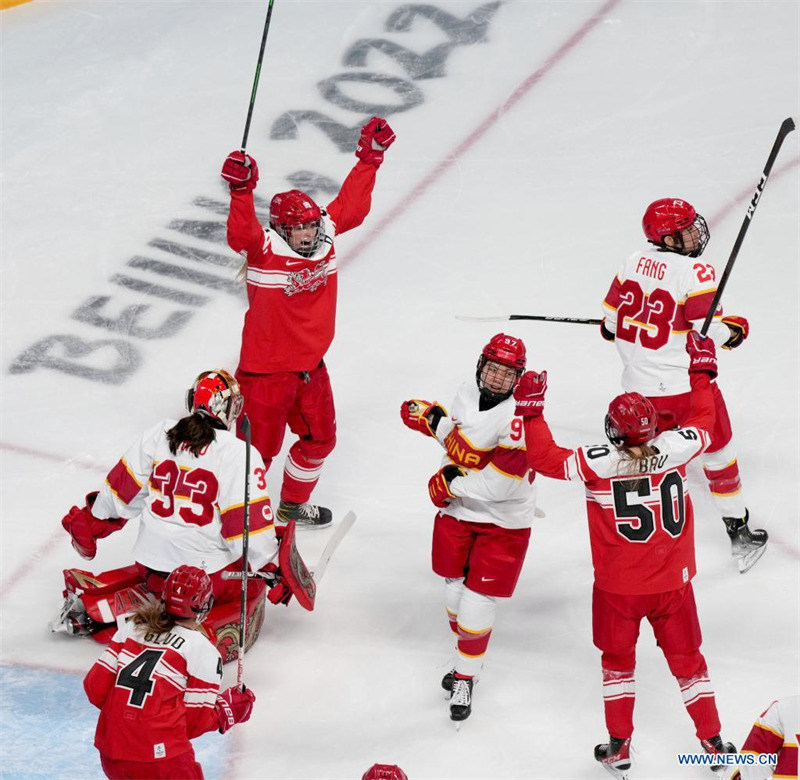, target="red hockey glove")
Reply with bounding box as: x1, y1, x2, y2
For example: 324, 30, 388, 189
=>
61, 492, 127, 560
428, 465, 466, 508
400, 399, 446, 437
600, 320, 616, 342
261, 562, 293, 606
216, 686, 256, 733
513, 371, 548, 418
721, 315, 748, 349
221, 151, 259, 192
355, 117, 396, 167
686, 331, 718, 378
